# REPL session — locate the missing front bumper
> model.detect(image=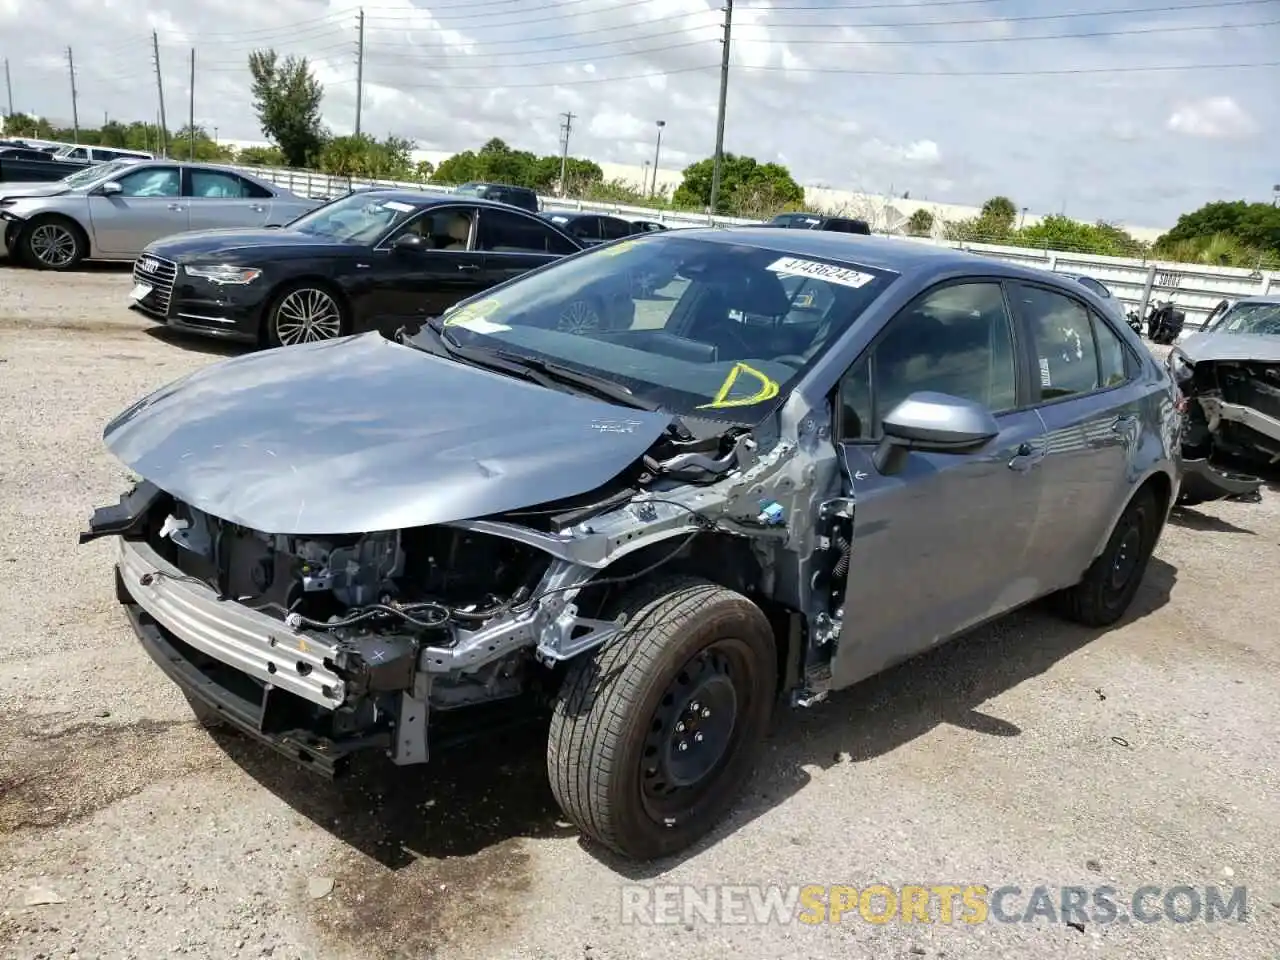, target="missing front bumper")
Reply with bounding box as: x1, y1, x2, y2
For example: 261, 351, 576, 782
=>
1179, 458, 1263, 504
